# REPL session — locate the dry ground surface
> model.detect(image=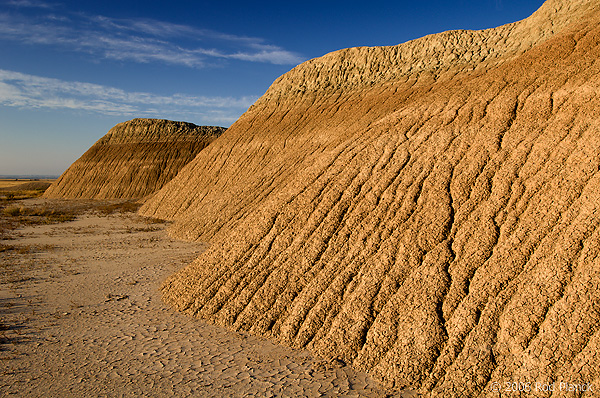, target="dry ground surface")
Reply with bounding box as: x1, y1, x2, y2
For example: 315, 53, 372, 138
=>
0, 198, 394, 397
